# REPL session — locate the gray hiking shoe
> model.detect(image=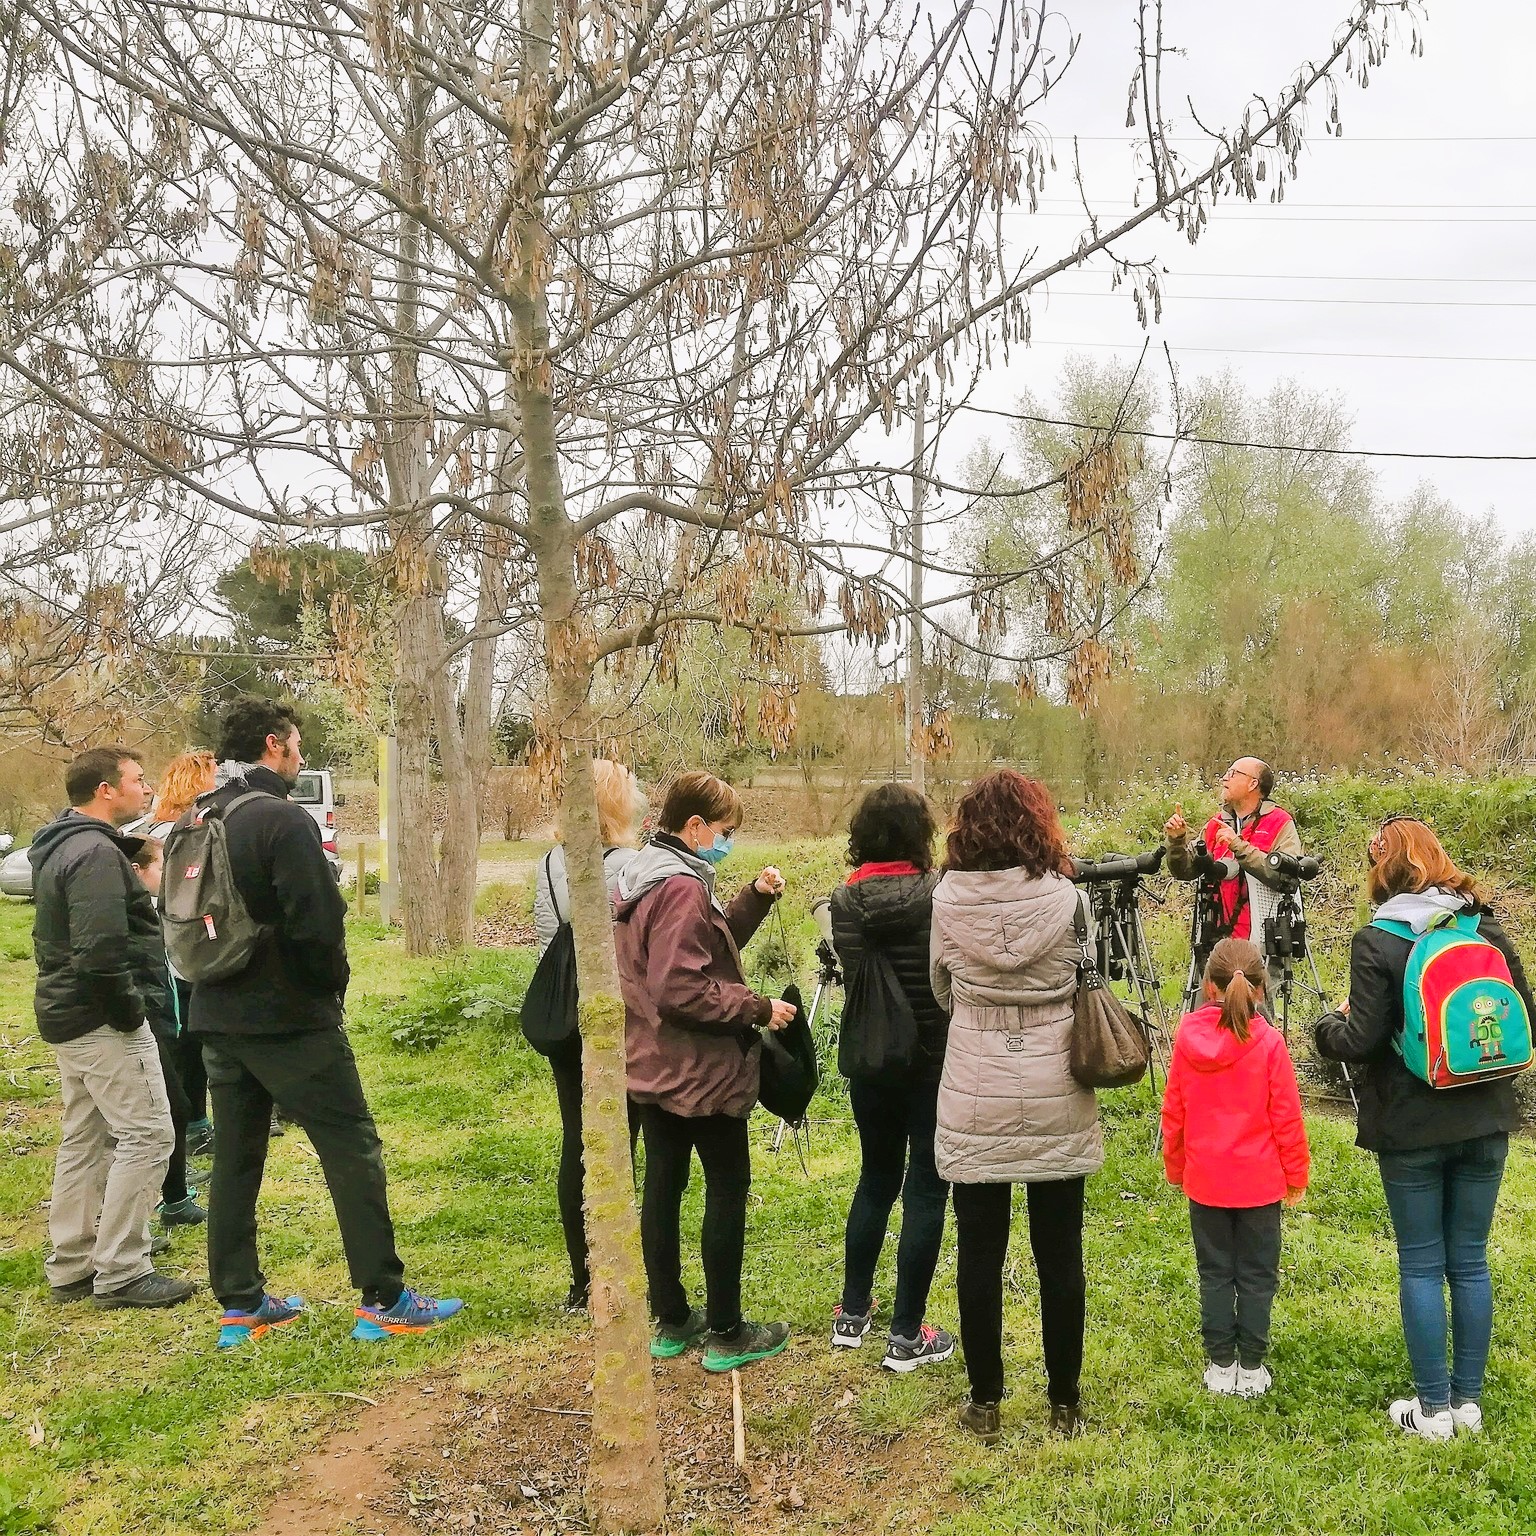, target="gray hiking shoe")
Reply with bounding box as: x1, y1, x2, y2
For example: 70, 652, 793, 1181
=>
49, 1273, 96, 1303
94, 1271, 196, 1309
881, 1324, 956, 1373
831, 1300, 876, 1349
